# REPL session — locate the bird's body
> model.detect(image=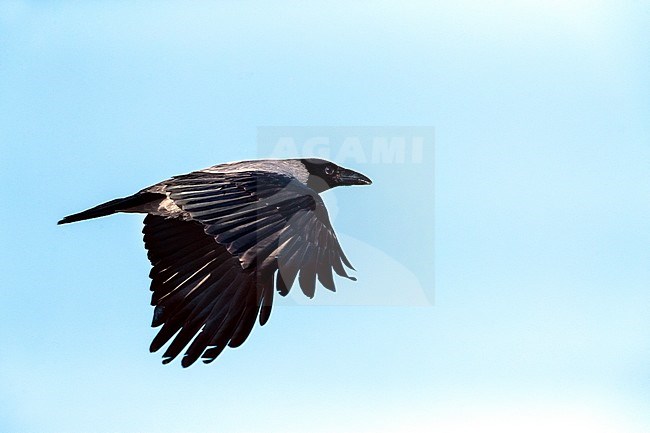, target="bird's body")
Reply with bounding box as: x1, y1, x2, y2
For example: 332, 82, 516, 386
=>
59, 158, 371, 367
